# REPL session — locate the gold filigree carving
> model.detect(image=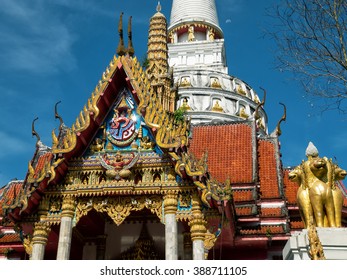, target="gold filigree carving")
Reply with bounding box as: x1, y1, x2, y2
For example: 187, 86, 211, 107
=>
32, 222, 51, 245
308, 219, 325, 260
61, 196, 76, 218
23, 235, 33, 256
164, 193, 178, 215
75, 196, 163, 226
